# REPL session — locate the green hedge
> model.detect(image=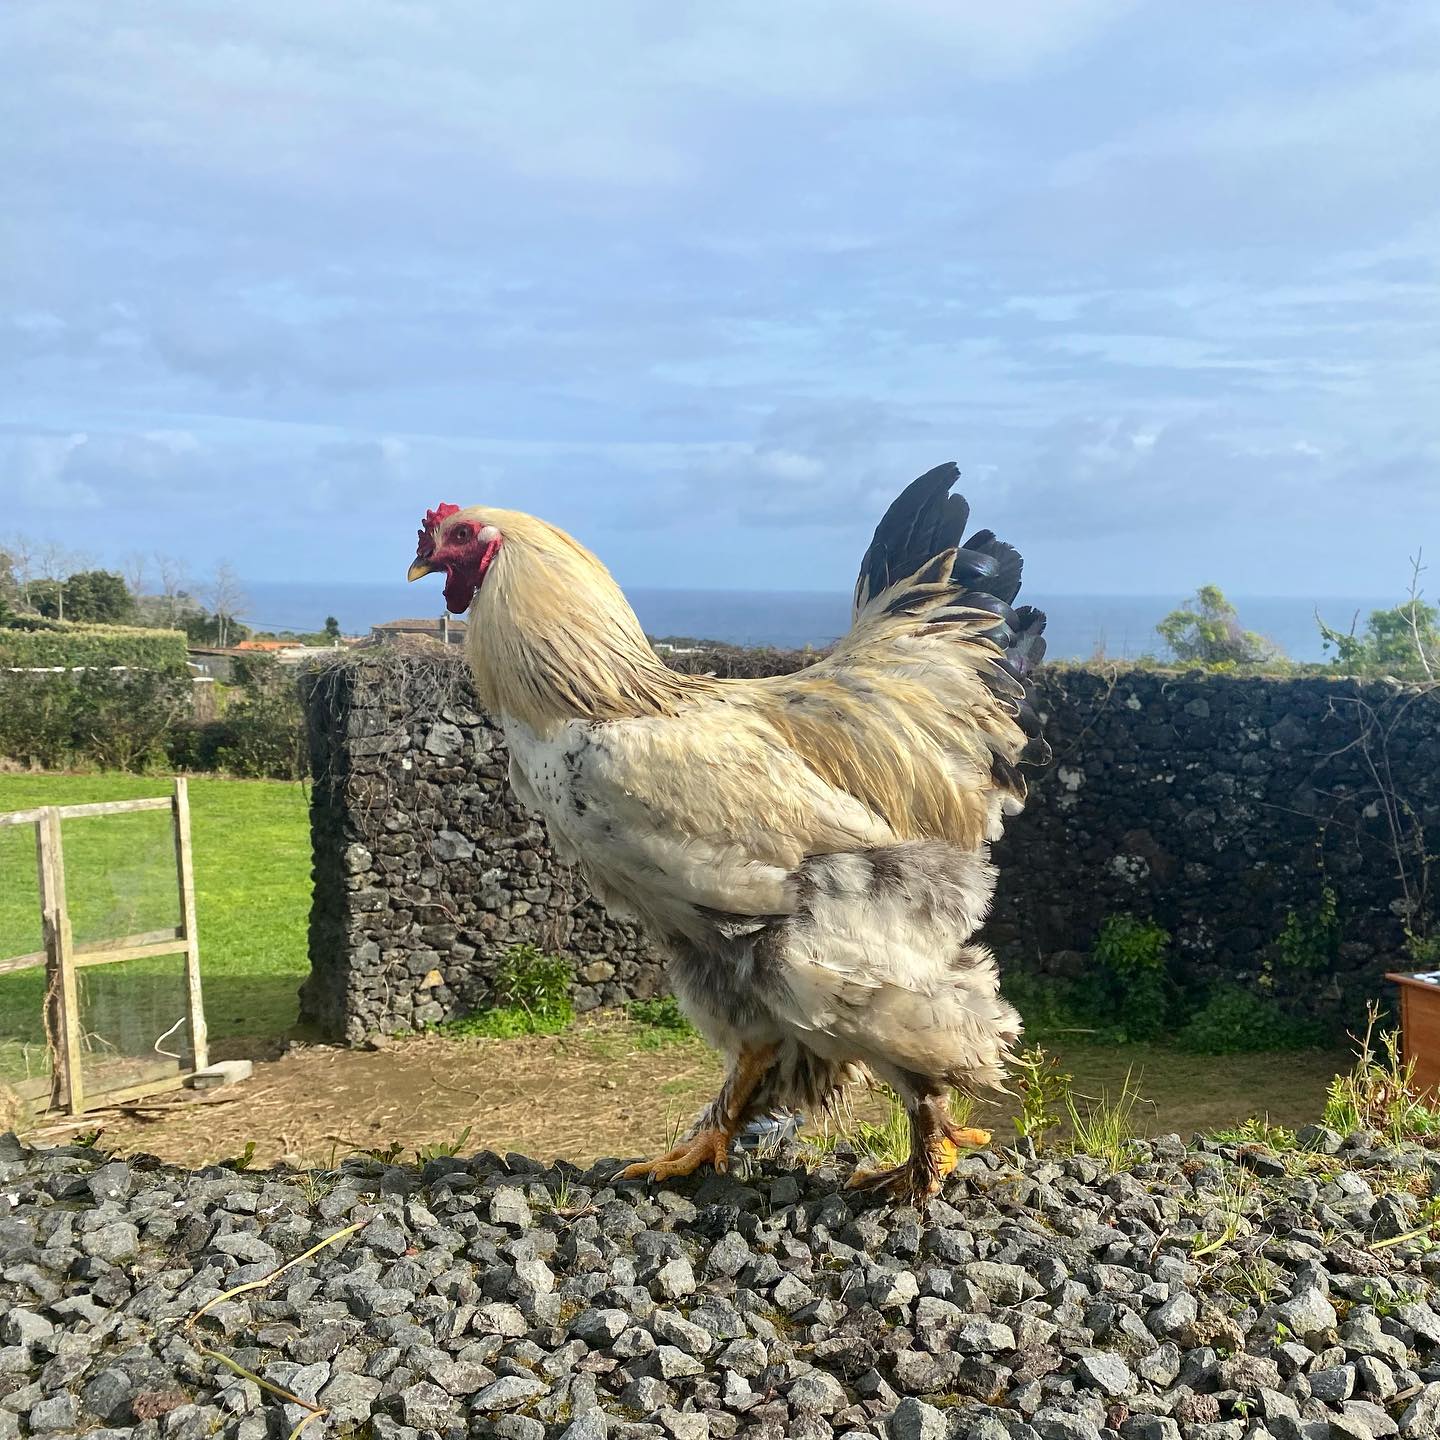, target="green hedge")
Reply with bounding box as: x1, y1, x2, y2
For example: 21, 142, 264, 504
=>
0, 668, 195, 771
0, 621, 189, 669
